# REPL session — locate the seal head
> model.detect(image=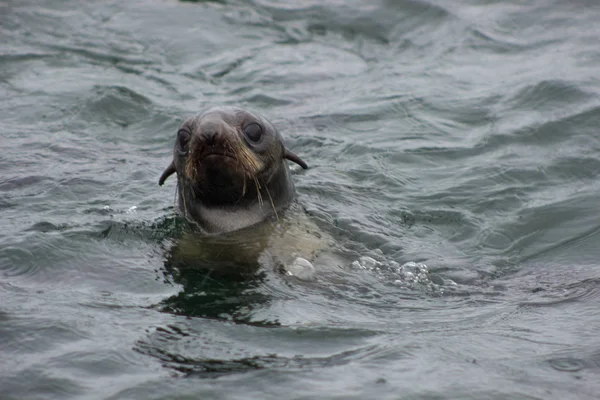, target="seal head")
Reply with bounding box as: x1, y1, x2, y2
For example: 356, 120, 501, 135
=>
159, 107, 307, 233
